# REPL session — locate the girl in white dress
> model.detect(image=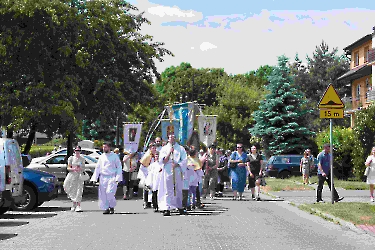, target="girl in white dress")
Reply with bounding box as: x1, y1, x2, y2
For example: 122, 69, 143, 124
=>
365, 147, 375, 202
63, 146, 86, 212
